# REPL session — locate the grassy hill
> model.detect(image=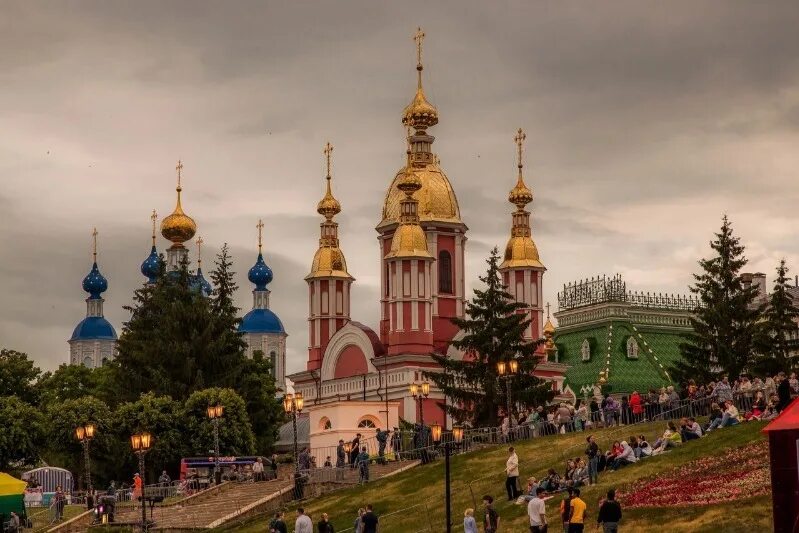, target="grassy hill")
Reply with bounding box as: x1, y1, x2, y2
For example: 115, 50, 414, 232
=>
226, 420, 771, 532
